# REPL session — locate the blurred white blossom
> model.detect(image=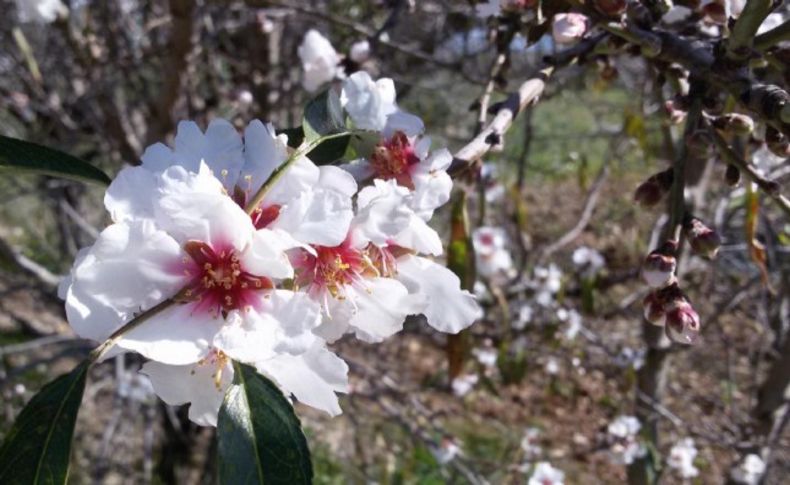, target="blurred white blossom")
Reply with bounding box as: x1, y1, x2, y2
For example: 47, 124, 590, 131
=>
298, 30, 341, 92
667, 438, 699, 479
731, 454, 766, 485
473, 226, 514, 279
15, 0, 67, 23
606, 415, 646, 465
527, 461, 565, 485
451, 373, 479, 396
